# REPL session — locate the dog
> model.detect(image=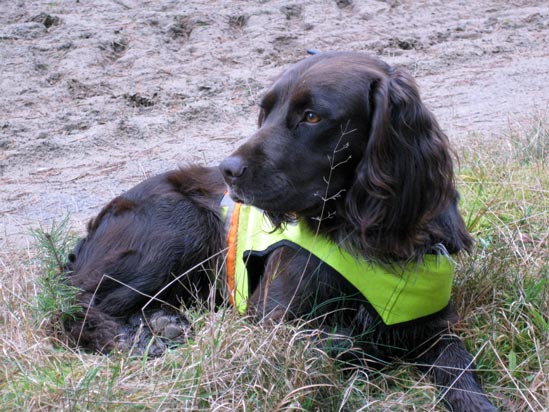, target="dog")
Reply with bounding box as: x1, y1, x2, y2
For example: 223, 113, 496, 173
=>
62, 52, 496, 411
